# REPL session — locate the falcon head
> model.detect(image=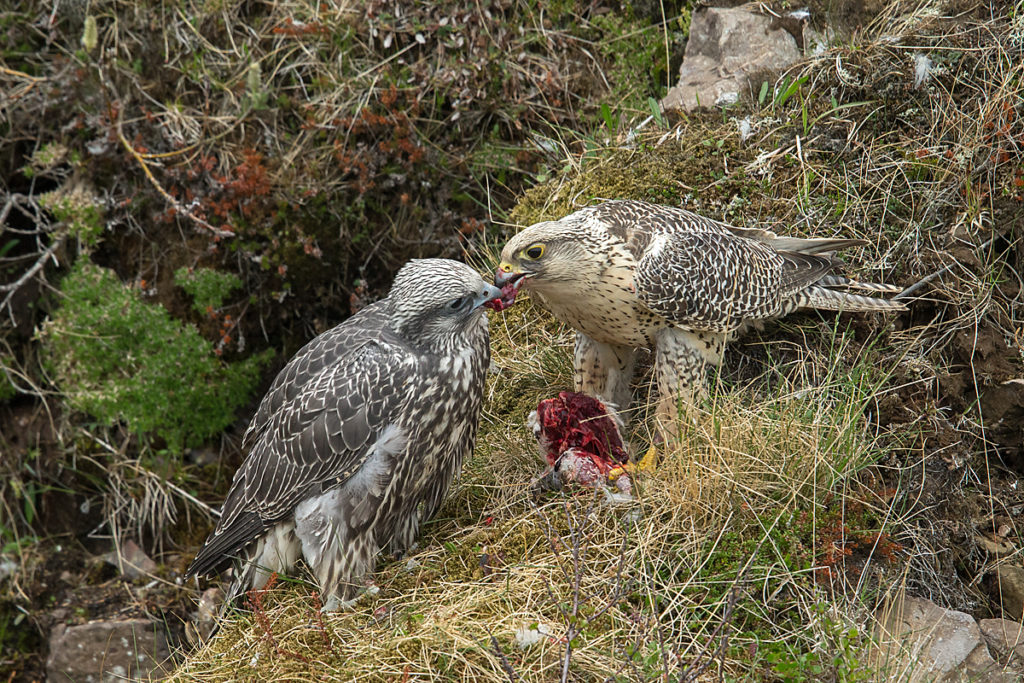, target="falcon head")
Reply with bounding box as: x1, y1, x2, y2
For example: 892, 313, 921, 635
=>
494, 219, 592, 298
388, 259, 502, 344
